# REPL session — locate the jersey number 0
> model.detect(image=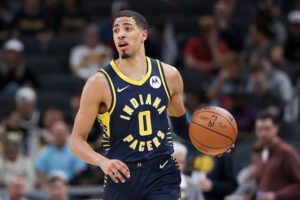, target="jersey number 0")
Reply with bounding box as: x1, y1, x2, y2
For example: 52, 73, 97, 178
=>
138, 111, 152, 136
